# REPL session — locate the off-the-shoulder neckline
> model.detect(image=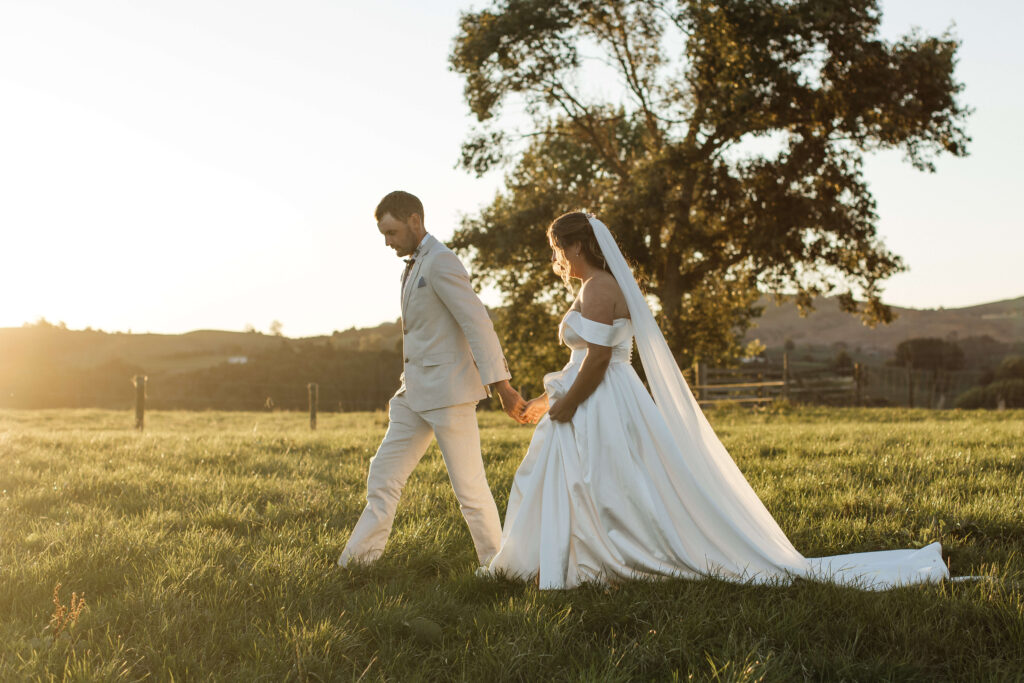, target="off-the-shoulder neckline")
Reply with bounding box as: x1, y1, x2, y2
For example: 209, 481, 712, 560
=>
564, 310, 631, 327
